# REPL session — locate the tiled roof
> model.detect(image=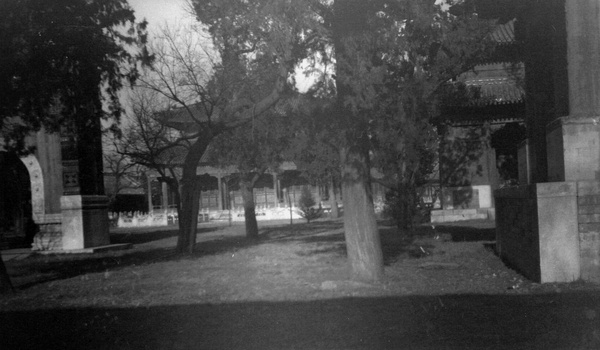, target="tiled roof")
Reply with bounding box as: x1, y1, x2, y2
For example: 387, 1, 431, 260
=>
465, 77, 524, 106
459, 62, 524, 106
155, 95, 302, 131
155, 104, 215, 132
490, 19, 515, 44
